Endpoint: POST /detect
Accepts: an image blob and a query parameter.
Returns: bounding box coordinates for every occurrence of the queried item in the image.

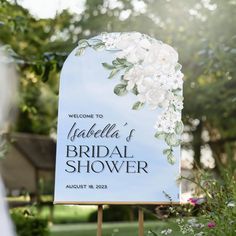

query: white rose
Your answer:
[116,45,147,64]
[142,65,158,77]
[143,42,163,65]
[145,88,166,109]
[137,77,154,94]
[137,77,167,110]
[115,33,151,63]
[123,65,143,90]
[115,32,142,49]
[158,44,178,65]
[170,71,184,90]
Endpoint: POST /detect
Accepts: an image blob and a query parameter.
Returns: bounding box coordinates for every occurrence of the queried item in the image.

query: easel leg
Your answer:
[97,205,103,236]
[138,207,144,236]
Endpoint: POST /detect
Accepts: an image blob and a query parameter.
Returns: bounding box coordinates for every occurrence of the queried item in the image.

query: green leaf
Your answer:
[132,101,144,110]
[165,133,180,146]
[78,39,88,48]
[75,47,85,56]
[112,59,120,66]
[108,69,118,79]
[175,121,184,135]
[120,76,128,85]
[102,62,115,70]
[167,152,175,165]
[163,148,172,156]
[124,61,133,67]
[113,84,127,96]
[116,58,127,64]
[131,85,138,95]
[155,131,166,139]
[175,63,182,72]
[92,42,105,51]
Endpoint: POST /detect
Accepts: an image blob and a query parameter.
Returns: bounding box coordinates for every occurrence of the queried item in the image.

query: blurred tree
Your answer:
[0,0,236,172]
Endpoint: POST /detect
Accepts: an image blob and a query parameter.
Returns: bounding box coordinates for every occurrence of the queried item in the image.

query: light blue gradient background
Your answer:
[54,45,180,203]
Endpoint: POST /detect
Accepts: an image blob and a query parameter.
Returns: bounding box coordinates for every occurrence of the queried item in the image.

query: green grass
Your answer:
[50,220,182,236]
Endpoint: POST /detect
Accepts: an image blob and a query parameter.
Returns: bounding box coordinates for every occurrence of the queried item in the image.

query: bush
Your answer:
[11,209,49,236]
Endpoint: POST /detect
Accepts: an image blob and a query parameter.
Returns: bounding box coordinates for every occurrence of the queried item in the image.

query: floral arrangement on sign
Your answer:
[75,32,184,165]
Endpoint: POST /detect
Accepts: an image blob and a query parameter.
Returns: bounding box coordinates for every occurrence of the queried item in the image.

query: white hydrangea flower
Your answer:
[170,71,184,90]
[102,33,119,50]
[154,108,181,133]
[155,73,172,90]
[169,93,184,111]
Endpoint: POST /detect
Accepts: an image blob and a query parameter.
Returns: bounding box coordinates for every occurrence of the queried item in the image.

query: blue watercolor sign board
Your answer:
[54,32,183,204]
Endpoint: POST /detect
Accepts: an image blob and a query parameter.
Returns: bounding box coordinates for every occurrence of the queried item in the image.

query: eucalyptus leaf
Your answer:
[175,63,182,72]
[131,85,138,95]
[175,121,184,135]
[78,39,88,48]
[116,58,127,64]
[92,42,105,51]
[165,133,180,146]
[120,76,128,85]
[113,84,127,96]
[167,152,175,165]
[108,69,118,79]
[75,47,85,56]
[163,148,172,156]
[155,131,166,139]
[102,62,115,70]
[132,101,144,110]
[112,59,120,66]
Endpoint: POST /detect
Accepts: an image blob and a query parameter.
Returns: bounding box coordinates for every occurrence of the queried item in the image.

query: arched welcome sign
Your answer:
[54,32,184,204]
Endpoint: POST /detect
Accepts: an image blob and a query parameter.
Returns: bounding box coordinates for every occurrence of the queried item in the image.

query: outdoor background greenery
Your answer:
[0,0,236,235]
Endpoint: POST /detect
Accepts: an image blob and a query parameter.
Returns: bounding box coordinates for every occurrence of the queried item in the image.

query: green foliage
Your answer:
[150,171,236,236]
[11,209,49,236]
[102,58,132,79]
[113,83,128,96]
[197,172,236,236]
[132,101,144,110]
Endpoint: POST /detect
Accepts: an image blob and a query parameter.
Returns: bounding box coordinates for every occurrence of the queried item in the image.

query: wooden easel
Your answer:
[96,205,144,236]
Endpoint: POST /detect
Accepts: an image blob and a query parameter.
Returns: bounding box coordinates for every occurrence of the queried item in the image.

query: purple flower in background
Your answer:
[188,197,205,206]
[207,221,216,228]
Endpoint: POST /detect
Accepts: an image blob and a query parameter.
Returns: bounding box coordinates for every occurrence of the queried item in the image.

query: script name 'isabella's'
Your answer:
[67,122,120,141]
